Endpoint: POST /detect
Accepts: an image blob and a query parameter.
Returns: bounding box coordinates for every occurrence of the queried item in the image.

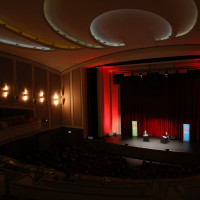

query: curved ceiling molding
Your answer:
[43,0,103,49]
[90,9,172,47]
[0,38,51,50]
[175,0,198,37]
[0,20,80,50]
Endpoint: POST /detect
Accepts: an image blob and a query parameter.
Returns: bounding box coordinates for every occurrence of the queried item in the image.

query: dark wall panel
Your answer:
[72,68,82,127]
[0,56,14,105]
[62,72,72,126]
[34,66,48,122]
[16,61,33,108]
[86,68,98,137]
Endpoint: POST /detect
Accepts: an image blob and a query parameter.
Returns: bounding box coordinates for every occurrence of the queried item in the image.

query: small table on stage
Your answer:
[143,135,149,142]
[160,136,169,144]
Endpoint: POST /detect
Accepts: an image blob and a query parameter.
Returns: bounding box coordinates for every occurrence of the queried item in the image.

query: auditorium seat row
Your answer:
[0,116,34,130]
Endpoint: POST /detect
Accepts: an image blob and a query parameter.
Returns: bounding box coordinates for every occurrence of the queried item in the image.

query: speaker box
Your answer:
[113,74,124,84]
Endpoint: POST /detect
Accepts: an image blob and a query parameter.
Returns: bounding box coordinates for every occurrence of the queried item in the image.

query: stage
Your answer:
[91,135,200,165]
[103,135,200,153]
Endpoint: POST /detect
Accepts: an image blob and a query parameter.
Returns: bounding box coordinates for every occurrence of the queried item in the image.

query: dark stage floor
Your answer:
[103,135,200,153]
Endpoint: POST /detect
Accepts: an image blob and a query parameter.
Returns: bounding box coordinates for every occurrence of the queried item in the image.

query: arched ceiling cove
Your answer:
[0,0,200,72]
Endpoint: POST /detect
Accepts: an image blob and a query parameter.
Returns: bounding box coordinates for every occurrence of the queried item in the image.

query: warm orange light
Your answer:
[23,89,28,101]
[3,85,8,97]
[39,91,44,103]
[54,93,59,105]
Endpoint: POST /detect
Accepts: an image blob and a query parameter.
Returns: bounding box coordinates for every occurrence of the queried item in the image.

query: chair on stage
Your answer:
[160,136,169,144]
[160,132,170,144]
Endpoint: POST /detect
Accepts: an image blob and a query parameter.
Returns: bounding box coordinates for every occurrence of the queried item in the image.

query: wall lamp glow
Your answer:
[2,85,9,97]
[54,93,59,105]
[23,89,28,101]
[39,91,45,103]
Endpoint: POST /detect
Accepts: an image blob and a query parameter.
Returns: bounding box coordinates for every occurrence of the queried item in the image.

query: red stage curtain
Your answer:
[121,73,200,141]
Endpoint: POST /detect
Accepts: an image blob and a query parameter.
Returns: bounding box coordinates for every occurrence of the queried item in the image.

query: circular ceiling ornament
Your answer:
[90,9,172,47]
[175,0,198,37]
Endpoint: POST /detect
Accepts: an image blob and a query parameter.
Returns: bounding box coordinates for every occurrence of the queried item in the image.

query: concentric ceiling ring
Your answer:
[90,9,172,47]
[44,0,103,49]
[175,0,198,37]
[0,20,80,50]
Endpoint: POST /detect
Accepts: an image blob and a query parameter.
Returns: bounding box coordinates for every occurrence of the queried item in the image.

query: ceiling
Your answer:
[1,0,200,73]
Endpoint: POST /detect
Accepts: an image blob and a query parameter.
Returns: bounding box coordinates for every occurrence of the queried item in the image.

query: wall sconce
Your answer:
[33,99,37,104]
[3,85,9,97]
[39,91,45,103]
[62,97,65,105]
[54,93,59,105]
[23,89,28,101]
[61,87,65,105]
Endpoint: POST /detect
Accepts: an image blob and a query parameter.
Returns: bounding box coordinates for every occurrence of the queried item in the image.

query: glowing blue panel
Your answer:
[183,124,190,142]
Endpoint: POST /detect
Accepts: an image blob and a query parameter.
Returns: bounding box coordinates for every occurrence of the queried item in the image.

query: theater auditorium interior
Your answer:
[1,0,200,199]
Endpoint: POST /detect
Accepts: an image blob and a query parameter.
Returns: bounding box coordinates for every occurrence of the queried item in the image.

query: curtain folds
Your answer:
[121,74,200,141]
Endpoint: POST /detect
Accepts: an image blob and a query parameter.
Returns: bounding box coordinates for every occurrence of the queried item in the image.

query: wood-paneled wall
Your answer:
[72,69,82,127]
[0,56,14,106]
[16,61,33,108]
[62,68,83,130]
[0,53,85,132]
[34,66,48,121]
[49,72,62,127]
[0,53,62,128]
[62,72,72,125]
